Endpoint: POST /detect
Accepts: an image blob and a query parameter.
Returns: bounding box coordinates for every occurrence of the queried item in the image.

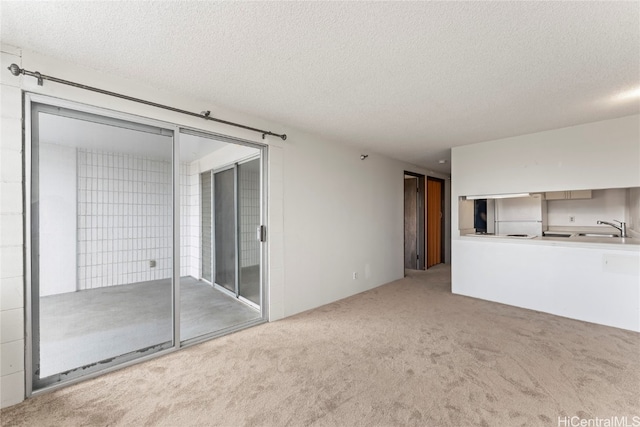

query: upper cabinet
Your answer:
[544,190,592,200]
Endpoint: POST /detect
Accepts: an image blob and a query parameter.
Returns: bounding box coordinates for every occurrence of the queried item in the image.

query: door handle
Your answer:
[256,225,266,242]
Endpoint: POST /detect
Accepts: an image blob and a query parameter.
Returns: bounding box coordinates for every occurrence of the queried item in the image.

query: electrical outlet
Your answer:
[569,216,575,223]
[149,260,156,268]
[352,272,358,280]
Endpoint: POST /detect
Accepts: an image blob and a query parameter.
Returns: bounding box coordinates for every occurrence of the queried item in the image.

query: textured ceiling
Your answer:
[2,1,639,173]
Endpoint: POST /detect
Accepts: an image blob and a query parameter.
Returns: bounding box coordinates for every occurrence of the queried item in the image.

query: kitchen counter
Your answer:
[463,232,639,250]
[538,234,638,246]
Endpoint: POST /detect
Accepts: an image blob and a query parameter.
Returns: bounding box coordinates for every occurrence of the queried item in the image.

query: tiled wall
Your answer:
[77,149,173,289]
[180,162,200,278]
[76,151,204,289]
[1,47,25,407]
[239,162,261,268]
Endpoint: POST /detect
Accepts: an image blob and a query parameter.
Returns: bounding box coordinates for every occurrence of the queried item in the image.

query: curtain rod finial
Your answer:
[7,63,22,76]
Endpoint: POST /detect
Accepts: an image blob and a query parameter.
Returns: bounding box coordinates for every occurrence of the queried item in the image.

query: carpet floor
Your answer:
[2,265,639,426]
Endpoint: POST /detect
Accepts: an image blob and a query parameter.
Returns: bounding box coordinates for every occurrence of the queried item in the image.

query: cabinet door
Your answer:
[568,190,592,199]
[545,191,567,200]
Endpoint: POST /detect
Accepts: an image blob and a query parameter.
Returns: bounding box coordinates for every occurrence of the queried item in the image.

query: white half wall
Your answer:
[453,239,640,331]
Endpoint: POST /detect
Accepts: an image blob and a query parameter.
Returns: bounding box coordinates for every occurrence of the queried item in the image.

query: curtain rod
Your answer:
[7,63,287,141]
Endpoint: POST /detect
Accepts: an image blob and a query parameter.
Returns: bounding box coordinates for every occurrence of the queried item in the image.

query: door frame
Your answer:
[403,171,426,270]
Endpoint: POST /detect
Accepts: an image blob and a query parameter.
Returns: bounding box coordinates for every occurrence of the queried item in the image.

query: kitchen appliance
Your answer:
[494,194,545,236]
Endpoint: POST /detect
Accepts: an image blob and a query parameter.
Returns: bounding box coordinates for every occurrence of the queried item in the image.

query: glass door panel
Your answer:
[238,158,261,305]
[200,171,213,283]
[31,103,174,389]
[179,129,263,341]
[178,132,263,342]
[214,168,237,293]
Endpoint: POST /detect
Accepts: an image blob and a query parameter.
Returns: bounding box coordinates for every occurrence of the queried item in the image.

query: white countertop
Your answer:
[462,232,639,250]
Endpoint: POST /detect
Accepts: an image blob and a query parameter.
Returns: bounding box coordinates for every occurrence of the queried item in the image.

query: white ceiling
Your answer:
[2,2,638,173]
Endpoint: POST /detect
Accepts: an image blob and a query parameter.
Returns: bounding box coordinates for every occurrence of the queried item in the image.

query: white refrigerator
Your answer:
[494,194,545,236]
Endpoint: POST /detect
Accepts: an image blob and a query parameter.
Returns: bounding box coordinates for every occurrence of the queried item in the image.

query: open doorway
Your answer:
[404,172,425,270]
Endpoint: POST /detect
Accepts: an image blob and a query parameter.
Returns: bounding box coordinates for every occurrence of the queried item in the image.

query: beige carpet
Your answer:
[2,265,639,426]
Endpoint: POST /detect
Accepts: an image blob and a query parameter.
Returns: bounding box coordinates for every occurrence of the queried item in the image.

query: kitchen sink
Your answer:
[543,232,572,238]
[576,233,620,238]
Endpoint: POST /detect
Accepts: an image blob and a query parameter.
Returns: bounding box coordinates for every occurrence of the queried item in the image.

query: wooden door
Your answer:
[427,178,444,268]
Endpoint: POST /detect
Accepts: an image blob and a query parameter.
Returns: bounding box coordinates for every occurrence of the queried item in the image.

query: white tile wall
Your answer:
[0,214,22,247]
[0,371,23,408]
[0,47,24,408]
[74,151,205,288]
[0,149,21,182]
[0,183,22,214]
[0,308,23,345]
[0,339,24,376]
[239,164,260,268]
[180,162,200,278]
[0,117,22,152]
[76,149,172,289]
[0,277,23,311]
[0,86,22,119]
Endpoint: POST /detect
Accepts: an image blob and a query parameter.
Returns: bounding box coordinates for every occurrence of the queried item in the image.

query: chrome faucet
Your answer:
[597,220,627,237]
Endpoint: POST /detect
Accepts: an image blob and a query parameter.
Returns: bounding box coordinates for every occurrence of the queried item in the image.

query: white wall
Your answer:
[282,136,399,315]
[452,115,640,198]
[1,46,448,407]
[39,143,77,296]
[0,46,25,408]
[197,143,259,173]
[546,188,628,228]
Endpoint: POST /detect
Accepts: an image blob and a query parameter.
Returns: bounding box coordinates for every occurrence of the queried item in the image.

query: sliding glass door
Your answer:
[209,158,262,307]
[28,97,267,393]
[30,102,174,389]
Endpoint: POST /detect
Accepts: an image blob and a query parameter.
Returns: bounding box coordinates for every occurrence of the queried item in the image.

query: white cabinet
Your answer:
[545,190,592,200]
